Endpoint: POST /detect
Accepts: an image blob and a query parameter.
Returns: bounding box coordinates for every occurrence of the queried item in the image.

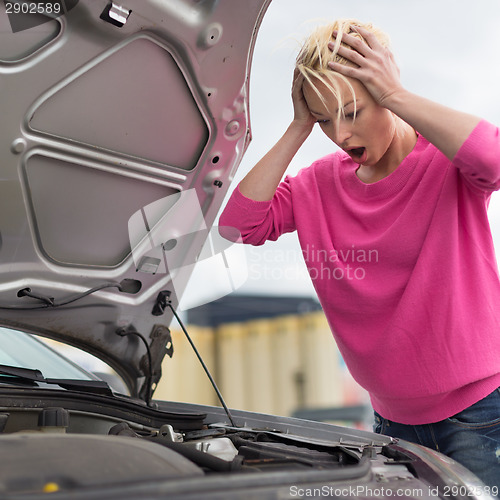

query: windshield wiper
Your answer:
[0,364,113,396]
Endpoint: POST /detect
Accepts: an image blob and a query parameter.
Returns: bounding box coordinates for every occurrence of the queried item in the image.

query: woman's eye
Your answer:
[316,119,330,124]
[345,110,360,120]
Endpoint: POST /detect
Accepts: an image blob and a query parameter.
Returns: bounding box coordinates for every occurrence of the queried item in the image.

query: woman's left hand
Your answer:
[328,25,404,108]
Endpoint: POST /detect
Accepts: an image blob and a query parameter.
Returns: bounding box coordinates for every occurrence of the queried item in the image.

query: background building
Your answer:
[154,295,371,428]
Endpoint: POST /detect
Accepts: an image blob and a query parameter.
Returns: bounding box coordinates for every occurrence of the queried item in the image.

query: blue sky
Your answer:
[211,0,500,298]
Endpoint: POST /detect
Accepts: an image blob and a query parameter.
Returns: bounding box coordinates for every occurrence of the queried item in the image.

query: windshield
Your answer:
[0,327,95,380]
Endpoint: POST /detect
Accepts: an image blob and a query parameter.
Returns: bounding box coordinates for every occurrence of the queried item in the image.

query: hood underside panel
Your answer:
[0,0,271,397]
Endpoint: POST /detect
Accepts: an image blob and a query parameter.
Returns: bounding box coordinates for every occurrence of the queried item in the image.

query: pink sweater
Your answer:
[219,120,500,424]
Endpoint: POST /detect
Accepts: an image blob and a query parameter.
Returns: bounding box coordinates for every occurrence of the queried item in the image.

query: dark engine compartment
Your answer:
[0,387,444,500]
[0,388,378,497]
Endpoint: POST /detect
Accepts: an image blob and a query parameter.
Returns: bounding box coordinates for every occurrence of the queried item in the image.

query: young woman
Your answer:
[219,19,500,487]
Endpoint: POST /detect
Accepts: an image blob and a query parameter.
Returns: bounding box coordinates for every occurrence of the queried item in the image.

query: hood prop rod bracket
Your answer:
[116,327,154,406]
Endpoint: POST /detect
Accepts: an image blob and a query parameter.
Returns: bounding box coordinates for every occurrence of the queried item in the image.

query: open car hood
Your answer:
[0,0,271,398]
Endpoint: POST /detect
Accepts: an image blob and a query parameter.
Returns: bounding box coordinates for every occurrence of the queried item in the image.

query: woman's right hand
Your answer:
[291,68,316,132]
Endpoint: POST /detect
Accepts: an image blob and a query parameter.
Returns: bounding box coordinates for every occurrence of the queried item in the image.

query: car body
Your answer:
[0,1,495,498]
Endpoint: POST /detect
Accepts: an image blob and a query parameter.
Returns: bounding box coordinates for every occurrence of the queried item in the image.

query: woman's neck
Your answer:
[357,121,417,184]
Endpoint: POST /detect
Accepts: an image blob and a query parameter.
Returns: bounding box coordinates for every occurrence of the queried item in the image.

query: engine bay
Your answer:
[0,388,419,498]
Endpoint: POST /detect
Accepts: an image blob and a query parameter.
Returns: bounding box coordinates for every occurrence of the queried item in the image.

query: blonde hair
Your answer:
[296,19,390,123]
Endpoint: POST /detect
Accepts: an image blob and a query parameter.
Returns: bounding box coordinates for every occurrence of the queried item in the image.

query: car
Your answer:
[0,1,496,498]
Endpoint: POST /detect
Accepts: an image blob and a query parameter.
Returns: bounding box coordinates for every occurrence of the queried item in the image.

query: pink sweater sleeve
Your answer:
[453,119,500,192]
[218,178,296,245]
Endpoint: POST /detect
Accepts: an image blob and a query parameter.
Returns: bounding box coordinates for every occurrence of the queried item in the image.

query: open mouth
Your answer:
[347,147,366,163]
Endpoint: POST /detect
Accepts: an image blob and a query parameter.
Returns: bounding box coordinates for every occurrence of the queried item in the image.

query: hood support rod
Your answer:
[153,291,237,427]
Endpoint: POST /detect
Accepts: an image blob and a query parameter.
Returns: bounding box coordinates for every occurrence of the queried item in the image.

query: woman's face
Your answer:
[302,76,397,169]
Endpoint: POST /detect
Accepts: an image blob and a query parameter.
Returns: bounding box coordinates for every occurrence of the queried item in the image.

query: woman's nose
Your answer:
[334,122,353,145]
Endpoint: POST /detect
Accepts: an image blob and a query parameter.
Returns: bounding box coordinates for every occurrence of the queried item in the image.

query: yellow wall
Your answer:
[154,311,367,417]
